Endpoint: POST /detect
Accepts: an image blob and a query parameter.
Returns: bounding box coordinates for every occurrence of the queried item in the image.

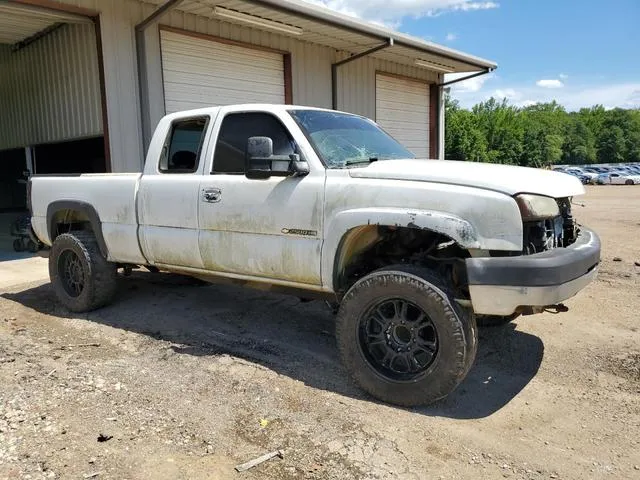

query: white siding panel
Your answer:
[337,56,438,120]
[160,30,285,113]
[0,23,102,150]
[375,74,430,158]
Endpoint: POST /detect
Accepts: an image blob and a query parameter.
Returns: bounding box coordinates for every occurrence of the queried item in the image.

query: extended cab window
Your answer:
[213,112,296,174]
[159,117,208,173]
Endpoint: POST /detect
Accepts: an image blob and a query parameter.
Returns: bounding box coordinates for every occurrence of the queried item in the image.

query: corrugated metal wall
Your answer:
[143,9,437,138]
[0,45,14,150]
[151,9,335,111]
[160,29,286,113]
[0,23,102,151]
[17,0,443,171]
[49,0,147,172]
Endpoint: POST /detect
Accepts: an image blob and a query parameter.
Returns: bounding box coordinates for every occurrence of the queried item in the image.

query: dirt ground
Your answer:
[1,186,639,480]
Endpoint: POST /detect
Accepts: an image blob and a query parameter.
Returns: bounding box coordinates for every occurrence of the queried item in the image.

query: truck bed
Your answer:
[30,173,146,264]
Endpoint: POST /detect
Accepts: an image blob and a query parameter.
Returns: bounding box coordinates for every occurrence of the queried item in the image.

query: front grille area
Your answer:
[522,197,578,255]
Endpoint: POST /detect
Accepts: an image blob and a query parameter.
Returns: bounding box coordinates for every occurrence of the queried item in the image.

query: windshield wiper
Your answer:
[344,157,379,166]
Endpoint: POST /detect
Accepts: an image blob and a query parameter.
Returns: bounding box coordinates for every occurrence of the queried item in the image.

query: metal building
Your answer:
[0,0,496,212]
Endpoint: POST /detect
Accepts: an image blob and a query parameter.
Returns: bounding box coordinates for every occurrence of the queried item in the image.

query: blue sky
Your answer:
[306,1,640,110]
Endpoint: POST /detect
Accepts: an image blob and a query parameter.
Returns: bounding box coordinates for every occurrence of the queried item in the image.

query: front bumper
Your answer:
[465,227,600,316]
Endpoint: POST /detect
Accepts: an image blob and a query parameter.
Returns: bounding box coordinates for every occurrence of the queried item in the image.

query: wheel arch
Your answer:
[323,208,481,292]
[46,200,108,258]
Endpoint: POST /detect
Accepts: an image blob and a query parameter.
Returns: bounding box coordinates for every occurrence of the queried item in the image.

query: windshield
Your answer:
[289,109,414,168]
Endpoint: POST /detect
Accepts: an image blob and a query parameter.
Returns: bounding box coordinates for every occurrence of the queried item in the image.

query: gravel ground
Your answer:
[0,185,639,480]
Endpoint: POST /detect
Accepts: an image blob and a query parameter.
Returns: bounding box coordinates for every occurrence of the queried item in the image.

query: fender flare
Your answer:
[46,200,109,258]
[321,208,481,289]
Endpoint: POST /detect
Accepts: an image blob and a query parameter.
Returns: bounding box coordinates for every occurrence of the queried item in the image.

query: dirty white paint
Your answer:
[139,225,204,269]
[137,174,205,268]
[349,159,585,197]
[102,223,145,264]
[469,267,598,316]
[195,105,325,285]
[321,168,526,289]
[30,173,145,264]
[32,104,587,298]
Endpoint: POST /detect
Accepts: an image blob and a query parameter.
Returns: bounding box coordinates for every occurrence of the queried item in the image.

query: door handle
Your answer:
[202,188,222,203]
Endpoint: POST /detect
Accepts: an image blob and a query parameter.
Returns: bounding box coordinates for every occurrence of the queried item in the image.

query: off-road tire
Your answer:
[476,313,520,327]
[336,265,478,407]
[49,231,118,312]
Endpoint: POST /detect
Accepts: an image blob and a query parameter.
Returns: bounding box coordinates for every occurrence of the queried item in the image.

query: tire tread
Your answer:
[336,264,477,407]
[49,230,117,312]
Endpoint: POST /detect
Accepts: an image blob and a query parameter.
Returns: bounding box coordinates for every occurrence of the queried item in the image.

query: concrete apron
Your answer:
[0,257,48,290]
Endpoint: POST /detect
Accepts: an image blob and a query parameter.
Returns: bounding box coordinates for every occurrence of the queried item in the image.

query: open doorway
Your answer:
[0,1,107,259]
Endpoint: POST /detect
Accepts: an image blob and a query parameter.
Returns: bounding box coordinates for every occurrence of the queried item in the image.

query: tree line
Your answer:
[444,96,640,167]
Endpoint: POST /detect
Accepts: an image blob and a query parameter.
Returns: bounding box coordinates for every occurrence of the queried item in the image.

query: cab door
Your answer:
[137,116,210,268]
[197,111,324,285]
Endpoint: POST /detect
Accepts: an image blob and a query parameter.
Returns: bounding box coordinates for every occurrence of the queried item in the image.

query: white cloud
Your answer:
[519,100,538,108]
[445,32,457,41]
[451,1,499,12]
[445,71,495,93]
[303,1,499,25]
[450,81,640,111]
[536,79,564,89]
[493,88,519,100]
[625,89,640,108]
[559,73,569,80]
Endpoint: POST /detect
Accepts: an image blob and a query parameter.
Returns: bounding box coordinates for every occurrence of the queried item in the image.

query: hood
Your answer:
[348,159,585,198]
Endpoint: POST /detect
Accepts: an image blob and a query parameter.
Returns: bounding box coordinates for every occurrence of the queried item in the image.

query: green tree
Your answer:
[443,96,640,167]
[563,118,596,164]
[445,96,487,161]
[472,98,524,165]
[597,125,626,163]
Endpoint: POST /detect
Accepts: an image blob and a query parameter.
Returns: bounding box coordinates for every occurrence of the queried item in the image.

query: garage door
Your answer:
[160,30,285,114]
[375,74,430,158]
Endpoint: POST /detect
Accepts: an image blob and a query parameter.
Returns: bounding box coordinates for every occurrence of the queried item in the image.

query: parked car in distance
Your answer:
[562,169,591,184]
[607,172,640,185]
[583,166,608,175]
[564,167,597,183]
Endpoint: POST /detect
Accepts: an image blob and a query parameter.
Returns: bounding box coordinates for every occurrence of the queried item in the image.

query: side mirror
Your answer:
[247,136,273,159]
[246,136,275,179]
[246,136,310,179]
[290,156,310,177]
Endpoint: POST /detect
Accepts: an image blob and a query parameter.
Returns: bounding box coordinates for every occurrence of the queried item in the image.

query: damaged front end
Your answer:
[465,194,600,318]
[522,197,578,255]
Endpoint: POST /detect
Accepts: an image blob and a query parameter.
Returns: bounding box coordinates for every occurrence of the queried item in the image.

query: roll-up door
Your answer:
[375,73,430,158]
[160,29,285,114]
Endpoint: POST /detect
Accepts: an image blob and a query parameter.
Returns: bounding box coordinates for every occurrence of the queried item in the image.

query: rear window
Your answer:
[159,117,208,173]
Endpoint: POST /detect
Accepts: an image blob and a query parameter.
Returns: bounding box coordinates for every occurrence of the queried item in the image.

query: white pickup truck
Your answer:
[29,104,600,406]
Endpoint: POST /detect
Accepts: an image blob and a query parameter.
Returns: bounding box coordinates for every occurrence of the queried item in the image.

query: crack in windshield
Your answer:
[289,110,415,169]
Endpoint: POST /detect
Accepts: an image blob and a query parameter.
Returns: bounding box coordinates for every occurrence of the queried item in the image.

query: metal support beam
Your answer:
[12,22,64,52]
[135,0,183,33]
[437,68,494,88]
[331,38,393,110]
[135,0,183,159]
[434,69,494,159]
